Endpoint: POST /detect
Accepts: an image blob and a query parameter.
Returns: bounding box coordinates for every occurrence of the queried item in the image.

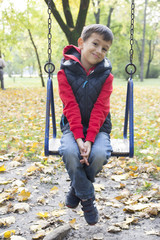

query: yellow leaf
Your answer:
[129,166,138,171]
[0,165,6,172]
[59,202,64,208]
[18,190,31,201]
[70,218,76,225]
[119,183,126,189]
[37,212,49,219]
[27,166,38,173]
[156,167,160,171]
[50,186,59,192]
[115,195,124,201]
[69,218,76,228]
[4,230,16,238]
[32,142,38,148]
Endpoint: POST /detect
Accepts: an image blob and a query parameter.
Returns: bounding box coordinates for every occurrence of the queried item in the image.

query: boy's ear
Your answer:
[78,37,84,49]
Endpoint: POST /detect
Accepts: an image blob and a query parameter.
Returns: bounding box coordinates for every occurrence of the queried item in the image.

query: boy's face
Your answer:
[78,33,112,71]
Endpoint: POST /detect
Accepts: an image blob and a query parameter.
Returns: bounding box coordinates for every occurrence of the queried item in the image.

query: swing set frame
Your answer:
[44,0,136,158]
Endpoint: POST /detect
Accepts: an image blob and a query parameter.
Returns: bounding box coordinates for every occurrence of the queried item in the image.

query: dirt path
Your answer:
[0,153,160,240]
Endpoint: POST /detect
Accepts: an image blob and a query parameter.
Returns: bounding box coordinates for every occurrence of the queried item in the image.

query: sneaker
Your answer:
[81,197,99,225]
[65,186,80,208]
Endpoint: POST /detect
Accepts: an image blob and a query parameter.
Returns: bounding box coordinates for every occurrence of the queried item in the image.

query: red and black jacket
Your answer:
[58,45,113,143]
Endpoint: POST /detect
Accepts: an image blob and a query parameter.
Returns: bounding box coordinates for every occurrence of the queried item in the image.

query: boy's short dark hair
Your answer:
[81,24,113,43]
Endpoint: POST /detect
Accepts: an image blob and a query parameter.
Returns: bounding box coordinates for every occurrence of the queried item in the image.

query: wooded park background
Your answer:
[0,0,160,86]
[0,2,160,238]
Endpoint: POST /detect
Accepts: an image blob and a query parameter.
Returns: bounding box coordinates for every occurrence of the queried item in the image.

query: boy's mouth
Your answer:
[92,53,99,59]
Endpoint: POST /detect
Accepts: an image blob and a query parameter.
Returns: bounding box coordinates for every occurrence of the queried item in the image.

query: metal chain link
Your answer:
[48,0,52,64]
[125,0,136,75]
[130,0,135,64]
[44,0,55,74]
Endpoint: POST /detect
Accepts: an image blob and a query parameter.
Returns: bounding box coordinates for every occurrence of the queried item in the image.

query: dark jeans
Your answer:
[59,129,112,200]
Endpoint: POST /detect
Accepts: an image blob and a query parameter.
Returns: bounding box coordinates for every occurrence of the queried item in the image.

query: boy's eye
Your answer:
[93,42,98,46]
[103,48,107,52]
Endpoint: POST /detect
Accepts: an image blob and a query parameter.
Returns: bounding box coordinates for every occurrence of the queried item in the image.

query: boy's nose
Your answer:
[96,46,102,54]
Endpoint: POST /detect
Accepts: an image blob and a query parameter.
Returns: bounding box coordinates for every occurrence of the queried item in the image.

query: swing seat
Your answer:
[44,77,134,158]
[48,138,129,157]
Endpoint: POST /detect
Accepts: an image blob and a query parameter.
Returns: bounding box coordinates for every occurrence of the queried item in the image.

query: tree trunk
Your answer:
[140,0,148,82]
[28,29,45,87]
[145,40,156,78]
[107,7,114,28]
[92,0,100,24]
[44,0,90,45]
[135,39,141,66]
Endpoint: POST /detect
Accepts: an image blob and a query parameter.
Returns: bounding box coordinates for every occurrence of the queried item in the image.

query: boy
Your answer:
[58,24,113,225]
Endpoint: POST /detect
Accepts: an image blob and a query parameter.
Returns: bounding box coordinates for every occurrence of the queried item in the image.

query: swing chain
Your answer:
[48,0,52,64]
[44,0,55,75]
[125,0,136,76]
[130,0,135,64]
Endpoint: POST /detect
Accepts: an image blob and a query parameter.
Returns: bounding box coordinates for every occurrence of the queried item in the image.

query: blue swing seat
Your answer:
[44,77,134,158]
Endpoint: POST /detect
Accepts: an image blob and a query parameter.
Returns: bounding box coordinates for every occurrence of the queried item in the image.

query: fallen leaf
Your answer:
[0,192,12,204]
[144,206,158,216]
[94,183,105,192]
[18,190,31,201]
[145,230,160,236]
[129,166,138,171]
[59,202,65,208]
[0,216,16,227]
[11,236,27,240]
[4,230,16,238]
[32,230,46,240]
[69,218,76,228]
[13,203,30,213]
[114,222,129,230]
[124,203,150,213]
[0,164,6,172]
[12,180,24,187]
[108,225,121,233]
[111,173,129,181]
[51,209,67,217]
[37,212,49,219]
[27,165,38,173]
[50,186,59,194]
[0,177,12,185]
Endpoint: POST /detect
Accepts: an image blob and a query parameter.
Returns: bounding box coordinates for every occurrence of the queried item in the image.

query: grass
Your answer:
[1,75,160,169]
[4,75,160,88]
[3,75,59,88]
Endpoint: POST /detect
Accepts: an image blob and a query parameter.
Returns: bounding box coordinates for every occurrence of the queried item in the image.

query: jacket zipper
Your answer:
[84,76,88,125]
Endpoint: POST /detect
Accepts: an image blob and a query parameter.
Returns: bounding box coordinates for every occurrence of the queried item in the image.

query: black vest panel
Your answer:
[60,51,112,136]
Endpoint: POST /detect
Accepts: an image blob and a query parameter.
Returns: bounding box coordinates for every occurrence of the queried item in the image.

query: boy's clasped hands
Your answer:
[76,138,92,166]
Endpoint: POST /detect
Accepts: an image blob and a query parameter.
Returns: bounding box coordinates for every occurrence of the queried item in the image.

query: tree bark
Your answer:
[62,0,74,28]
[107,7,114,28]
[92,0,100,24]
[140,0,148,82]
[28,29,45,87]
[145,40,156,78]
[135,40,141,65]
[44,0,90,45]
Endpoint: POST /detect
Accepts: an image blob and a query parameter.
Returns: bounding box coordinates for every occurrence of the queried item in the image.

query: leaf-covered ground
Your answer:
[0,81,160,240]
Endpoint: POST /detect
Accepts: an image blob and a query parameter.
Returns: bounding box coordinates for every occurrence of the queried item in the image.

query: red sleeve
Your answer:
[85,73,113,143]
[57,69,84,140]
